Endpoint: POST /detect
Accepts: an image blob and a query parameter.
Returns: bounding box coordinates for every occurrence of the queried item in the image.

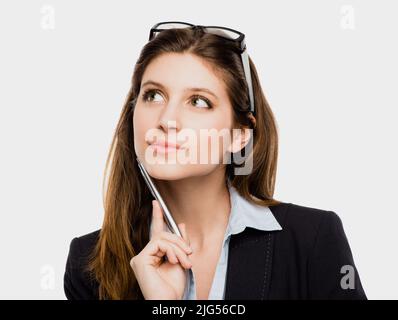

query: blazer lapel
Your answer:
[223,202,288,300]
[224,227,275,300]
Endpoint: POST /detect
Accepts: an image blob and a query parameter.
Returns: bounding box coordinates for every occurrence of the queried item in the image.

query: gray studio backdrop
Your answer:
[0,0,396,299]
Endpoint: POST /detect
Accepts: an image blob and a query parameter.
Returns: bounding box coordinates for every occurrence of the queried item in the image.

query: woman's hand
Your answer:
[130,200,193,300]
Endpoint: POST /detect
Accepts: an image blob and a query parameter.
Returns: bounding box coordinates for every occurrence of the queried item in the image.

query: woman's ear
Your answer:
[227,125,252,154]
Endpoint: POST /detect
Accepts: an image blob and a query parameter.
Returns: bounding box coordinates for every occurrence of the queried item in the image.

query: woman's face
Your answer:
[133,52,245,180]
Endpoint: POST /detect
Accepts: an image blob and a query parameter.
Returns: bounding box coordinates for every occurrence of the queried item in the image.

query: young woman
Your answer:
[64,22,367,300]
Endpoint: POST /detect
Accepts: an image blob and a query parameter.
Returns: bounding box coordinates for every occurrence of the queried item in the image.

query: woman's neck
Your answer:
[155,169,231,251]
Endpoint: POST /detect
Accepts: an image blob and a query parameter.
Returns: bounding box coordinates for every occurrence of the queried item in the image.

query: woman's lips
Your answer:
[149,140,186,153]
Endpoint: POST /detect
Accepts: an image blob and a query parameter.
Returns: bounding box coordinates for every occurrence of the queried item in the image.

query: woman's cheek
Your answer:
[193,131,227,165]
[133,110,151,158]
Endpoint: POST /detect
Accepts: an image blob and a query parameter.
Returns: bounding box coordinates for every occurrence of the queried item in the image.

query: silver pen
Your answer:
[136,157,183,238]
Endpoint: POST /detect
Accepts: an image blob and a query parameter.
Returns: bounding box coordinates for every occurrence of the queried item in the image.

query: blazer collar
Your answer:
[224,180,282,243]
[224,199,287,300]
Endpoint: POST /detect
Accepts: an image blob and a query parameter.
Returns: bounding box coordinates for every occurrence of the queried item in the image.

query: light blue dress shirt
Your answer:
[182,180,282,300]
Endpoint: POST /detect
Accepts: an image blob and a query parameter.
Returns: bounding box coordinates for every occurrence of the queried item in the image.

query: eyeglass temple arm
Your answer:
[241,49,255,115]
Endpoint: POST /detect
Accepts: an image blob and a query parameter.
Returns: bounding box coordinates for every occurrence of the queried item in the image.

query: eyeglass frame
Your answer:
[148,21,255,118]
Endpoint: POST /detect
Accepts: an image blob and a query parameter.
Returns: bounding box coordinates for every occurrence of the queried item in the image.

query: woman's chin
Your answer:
[145,162,190,180]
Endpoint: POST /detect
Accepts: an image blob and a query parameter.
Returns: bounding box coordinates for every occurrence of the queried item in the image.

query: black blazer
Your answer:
[64,202,367,300]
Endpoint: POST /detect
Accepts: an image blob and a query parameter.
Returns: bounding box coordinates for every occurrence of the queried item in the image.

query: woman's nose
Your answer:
[159,119,179,132]
[157,103,181,132]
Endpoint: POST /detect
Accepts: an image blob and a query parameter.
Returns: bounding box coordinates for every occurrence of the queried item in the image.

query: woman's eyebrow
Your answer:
[141,80,219,100]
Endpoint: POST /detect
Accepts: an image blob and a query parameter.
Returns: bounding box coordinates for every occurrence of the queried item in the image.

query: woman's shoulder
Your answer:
[269,201,344,239]
[69,229,101,257]
[268,202,367,299]
[66,230,101,267]
[267,201,350,258]
[64,229,101,300]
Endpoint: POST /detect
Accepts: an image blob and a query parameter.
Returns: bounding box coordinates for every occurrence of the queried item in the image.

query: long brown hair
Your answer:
[86,26,280,299]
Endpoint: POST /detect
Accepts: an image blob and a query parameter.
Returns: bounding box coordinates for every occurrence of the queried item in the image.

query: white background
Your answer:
[0,0,396,299]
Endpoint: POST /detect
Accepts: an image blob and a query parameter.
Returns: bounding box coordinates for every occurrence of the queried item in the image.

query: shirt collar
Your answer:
[224,179,282,242]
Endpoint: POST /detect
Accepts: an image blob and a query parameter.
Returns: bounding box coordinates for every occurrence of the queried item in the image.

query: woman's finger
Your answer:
[168,242,192,269]
[146,239,192,269]
[159,230,193,255]
[150,200,165,239]
[145,238,177,264]
[157,240,179,264]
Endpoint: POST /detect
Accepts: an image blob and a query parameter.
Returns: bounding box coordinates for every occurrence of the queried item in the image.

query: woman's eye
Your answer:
[141,89,213,109]
[142,89,164,103]
[191,95,213,109]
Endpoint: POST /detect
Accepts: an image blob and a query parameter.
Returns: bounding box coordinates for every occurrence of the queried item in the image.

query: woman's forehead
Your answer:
[142,52,228,97]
